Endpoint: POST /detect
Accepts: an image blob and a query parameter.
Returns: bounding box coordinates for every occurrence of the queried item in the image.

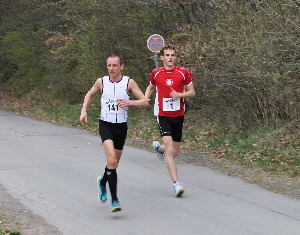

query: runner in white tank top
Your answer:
[80,55,148,212]
[100,75,130,123]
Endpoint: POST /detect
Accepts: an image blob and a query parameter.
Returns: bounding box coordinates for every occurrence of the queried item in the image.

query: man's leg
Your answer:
[153,141,180,156]
[97,166,108,203]
[162,136,184,196]
[162,136,178,182]
[157,144,166,153]
[106,148,122,203]
[152,141,165,160]
[100,166,108,186]
[153,140,181,159]
[172,141,181,157]
[103,140,122,211]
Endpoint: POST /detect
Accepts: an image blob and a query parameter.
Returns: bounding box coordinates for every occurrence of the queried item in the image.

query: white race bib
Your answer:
[102,98,124,113]
[162,98,180,111]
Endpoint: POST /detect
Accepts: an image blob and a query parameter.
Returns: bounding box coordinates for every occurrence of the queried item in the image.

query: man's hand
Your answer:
[117,99,130,108]
[80,111,88,123]
[169,88,180,98]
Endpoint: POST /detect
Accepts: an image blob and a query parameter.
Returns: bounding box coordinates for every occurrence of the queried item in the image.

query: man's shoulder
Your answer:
[99,76,108,81]
[95,77,103,83]
[174,66,194,79]
[174,65,189,73]
[152,67,165,73]
[125,76,137,88]
[151,67,165,77]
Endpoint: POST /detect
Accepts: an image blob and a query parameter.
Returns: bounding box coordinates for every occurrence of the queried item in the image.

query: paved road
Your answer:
[0,110,300,235]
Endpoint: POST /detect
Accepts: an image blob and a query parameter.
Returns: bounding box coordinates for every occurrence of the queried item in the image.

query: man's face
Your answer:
[107,57,124,79]
[160,49,176,69]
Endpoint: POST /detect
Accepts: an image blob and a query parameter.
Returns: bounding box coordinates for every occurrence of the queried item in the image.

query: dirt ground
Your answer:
[0,184,62,235]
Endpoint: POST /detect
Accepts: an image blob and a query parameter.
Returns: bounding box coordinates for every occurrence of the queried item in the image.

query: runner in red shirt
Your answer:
[151,65,194,117]
[145,45,195,197]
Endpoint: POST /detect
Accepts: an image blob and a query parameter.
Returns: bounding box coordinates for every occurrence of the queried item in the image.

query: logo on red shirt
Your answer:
[166,79,173,86]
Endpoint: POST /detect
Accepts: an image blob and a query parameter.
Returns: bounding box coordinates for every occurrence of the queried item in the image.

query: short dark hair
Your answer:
[160,45,176,56]
[108,54,123,65]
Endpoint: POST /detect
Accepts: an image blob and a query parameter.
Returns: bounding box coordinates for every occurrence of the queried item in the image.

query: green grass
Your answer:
[43,104,87,126]
[207,126,300,177]
[0,213,21,235]
[0,231,21,235]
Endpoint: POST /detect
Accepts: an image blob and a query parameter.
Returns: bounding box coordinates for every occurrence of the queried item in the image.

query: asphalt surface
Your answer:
[0,110,300,235]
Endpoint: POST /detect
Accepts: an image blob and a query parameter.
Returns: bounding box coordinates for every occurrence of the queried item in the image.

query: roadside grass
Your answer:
[208,125,300,177]
[0,213,21,235]
[0,231,20,235]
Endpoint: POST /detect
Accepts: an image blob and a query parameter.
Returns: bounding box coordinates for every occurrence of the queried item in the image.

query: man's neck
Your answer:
[164,65,175,70]
[110,75,122,82]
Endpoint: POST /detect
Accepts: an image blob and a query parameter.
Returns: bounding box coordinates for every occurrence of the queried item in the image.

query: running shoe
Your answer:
[111,200,122,212]
[152,141,165,160]
[97,176,107,203]
[173,182,184,197]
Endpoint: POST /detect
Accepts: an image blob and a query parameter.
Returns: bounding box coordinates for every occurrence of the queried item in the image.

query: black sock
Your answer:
[106,168,118,202]
[100,166,108,186]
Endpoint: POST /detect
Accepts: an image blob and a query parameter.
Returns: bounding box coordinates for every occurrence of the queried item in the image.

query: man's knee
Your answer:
[107,156,118,168]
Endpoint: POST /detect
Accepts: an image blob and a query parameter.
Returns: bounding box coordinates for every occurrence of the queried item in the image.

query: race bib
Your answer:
[102,98,124,113]
[162,98,180,111]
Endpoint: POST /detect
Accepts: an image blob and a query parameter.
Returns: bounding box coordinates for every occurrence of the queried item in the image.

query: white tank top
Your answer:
[100,75,130,123]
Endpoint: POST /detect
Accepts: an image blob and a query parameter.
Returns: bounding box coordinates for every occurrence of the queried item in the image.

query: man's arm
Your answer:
[117,79,149,108]
[79,78,102,123]
[170,84,195,99]
[145,84,155,100]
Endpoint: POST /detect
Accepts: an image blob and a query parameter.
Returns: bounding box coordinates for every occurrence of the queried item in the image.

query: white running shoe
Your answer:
[152,141,165,160]
[173,182,184,197]
[152,141,160,150]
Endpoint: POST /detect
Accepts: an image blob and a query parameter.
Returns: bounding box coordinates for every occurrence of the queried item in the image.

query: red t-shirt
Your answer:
[150,65,194,117]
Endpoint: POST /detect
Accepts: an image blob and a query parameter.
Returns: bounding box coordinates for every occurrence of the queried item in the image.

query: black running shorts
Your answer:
[99,120,128,150]
[157,116,184,142]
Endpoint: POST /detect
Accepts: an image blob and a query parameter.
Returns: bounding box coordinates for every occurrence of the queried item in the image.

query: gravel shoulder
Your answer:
[0,184,62,235]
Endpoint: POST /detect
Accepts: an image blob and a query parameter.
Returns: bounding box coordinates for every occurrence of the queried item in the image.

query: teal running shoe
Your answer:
[97,176,107,203]
[110,200,122,212]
